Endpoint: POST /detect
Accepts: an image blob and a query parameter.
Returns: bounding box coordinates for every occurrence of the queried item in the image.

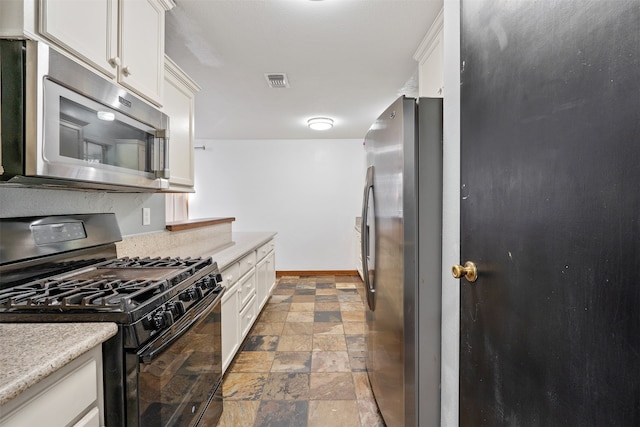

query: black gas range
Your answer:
[0,214,225,427]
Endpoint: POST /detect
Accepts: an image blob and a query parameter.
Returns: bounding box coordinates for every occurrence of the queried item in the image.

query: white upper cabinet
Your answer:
[118,0,169,105]
[414,7,444,98]
[39,0,174,105]
[163,56,200,191]
[39,0,118,78]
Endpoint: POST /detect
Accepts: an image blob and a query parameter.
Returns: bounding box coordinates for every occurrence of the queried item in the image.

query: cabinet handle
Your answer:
[121,66,131,76]
[108,57,121,68]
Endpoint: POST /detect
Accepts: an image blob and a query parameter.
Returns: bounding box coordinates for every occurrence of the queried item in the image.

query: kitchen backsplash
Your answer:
[0,187,166,236]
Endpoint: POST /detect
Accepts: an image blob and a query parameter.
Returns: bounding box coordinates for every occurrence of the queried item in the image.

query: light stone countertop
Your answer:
[150,231,277,270]
[0,323,118,406]
[208,232,277,270]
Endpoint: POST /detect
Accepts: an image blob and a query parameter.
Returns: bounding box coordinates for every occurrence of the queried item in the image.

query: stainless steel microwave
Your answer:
[0,40,170,191]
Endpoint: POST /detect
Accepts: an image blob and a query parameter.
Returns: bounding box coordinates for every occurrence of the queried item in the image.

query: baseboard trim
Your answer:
[276,270,359,277]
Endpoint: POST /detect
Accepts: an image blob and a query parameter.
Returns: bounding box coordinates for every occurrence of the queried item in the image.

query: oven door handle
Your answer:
[138,289,224,364]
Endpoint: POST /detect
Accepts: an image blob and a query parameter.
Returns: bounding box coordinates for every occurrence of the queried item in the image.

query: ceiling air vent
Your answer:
[265,73,289,88]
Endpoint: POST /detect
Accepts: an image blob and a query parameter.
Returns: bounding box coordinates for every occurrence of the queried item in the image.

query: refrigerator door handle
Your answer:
[361,166,376,310]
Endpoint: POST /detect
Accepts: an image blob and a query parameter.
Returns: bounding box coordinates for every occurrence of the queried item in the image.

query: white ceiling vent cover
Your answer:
[265,73,290,88]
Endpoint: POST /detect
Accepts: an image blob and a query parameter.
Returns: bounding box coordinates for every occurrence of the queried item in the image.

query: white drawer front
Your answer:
[240,295,257,337]
[257,239,275,260]
[238,251,257,278]
[1,359,98,427]
[221,262,240,287]
[237,270,256,308]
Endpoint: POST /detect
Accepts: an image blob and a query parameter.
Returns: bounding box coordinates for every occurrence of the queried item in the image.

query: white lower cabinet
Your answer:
[354,227,364,280]
[237,269,256,309]
[220,238,276,374]
[240,295,257,337]
[0,345,104,427]
[221,260,257,374]
[221,278,240,373]
[256,251,276,311]
[73,407,100,427]
[266,251,276,294]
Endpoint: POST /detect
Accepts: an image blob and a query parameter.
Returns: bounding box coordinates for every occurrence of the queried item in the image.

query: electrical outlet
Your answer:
[142,208,151,226]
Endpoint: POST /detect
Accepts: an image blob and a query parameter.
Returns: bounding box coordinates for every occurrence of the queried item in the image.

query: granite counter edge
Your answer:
[0,322,118,406]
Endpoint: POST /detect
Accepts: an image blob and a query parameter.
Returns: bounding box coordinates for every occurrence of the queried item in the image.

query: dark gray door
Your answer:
[459,1,640,425]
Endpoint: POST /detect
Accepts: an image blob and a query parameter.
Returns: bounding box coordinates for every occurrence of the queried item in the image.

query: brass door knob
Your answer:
[452,261,478,282]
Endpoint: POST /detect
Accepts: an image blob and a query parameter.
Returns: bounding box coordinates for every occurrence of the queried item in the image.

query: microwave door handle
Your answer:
[154,130,170,179]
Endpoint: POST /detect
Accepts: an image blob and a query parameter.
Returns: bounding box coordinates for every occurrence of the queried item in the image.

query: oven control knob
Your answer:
[192,286,204,299]
[201,274,218,289]
[181,286,204,302]
[199,276,211,289]
[152,310,174,330]
[214,273,223,284]
[167,301,185,317]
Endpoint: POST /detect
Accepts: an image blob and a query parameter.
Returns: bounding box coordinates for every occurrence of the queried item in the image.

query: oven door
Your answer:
[129,291,223,427]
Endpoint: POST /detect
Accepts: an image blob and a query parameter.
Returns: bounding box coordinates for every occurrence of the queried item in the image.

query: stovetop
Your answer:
[0,214,225,348]
[0,257,214,312]
[0,255,224,348]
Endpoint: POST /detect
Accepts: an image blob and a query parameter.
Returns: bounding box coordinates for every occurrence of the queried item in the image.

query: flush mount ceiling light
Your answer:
[307,117,334,131]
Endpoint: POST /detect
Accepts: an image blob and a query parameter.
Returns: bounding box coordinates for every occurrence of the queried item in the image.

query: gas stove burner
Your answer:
[102,256,208,269]
[1,277,171,311]
[0,255,219,315]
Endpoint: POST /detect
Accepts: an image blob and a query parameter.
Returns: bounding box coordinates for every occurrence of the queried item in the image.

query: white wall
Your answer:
[189,138,366,271]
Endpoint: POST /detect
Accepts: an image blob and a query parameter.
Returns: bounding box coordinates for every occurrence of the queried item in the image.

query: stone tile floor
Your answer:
[216,275,386,427]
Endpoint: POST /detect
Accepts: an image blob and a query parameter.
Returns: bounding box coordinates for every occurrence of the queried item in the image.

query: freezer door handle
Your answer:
[361,166,376,310]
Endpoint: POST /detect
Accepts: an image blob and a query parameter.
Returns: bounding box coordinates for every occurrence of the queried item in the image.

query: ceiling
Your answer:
[165,0,443,140]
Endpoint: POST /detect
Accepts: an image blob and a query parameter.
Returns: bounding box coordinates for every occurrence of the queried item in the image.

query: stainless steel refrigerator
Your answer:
[361,96,443,427]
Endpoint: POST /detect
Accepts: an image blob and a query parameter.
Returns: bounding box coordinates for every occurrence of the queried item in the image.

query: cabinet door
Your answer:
[256,251,276,311]
[221,283,240,374]
[237,269,256,309]
[0,351,101,427]
[265,251,276,294]
[354,228,364,280]
[256,257,268,310]
[240,295,257,338]
[119,0,166,104]
[40,0,118,78]
[73,407,100,427]
[164,58,199,190]
[416,10,444,98]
